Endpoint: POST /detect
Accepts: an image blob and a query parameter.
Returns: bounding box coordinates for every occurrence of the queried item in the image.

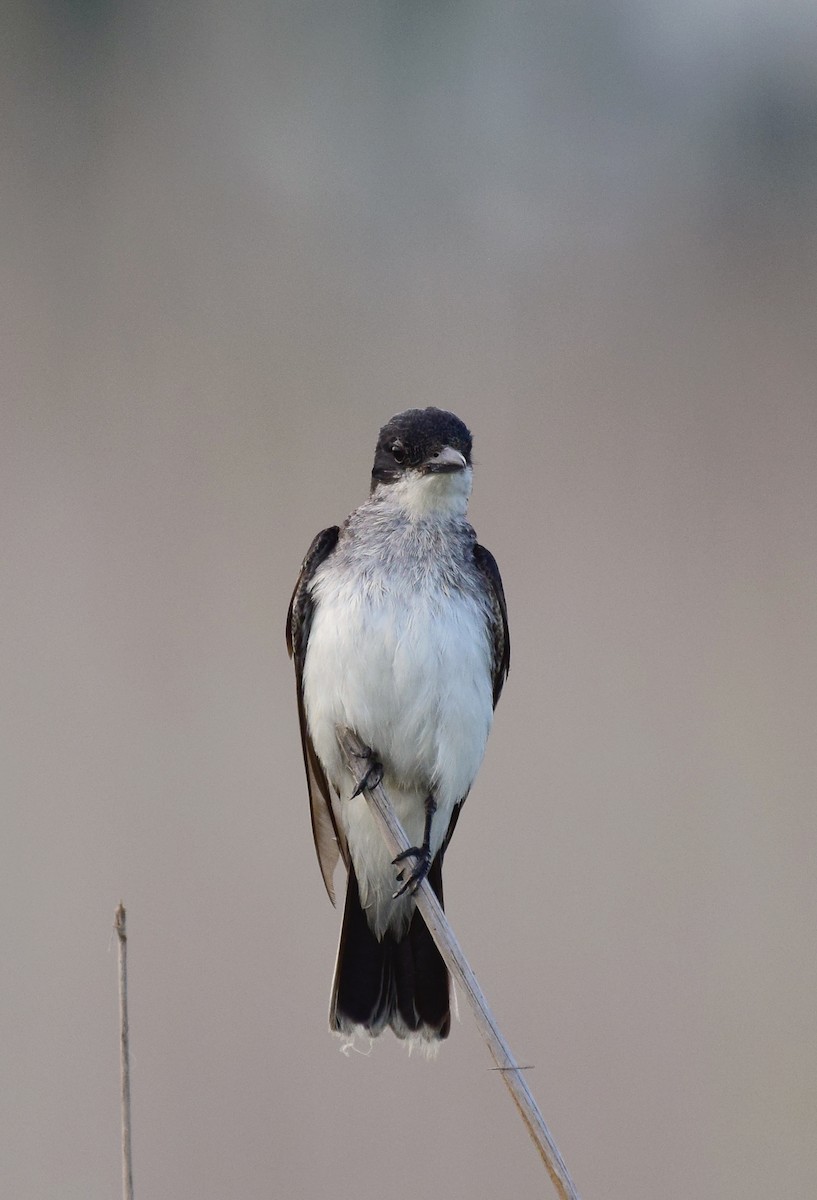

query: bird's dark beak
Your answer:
[420,446,467,475]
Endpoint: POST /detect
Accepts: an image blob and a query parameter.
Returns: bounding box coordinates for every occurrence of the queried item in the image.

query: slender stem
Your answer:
[115,903,134,1200]
[338,729,581,1200]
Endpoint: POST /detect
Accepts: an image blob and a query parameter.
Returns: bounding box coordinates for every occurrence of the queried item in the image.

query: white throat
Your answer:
[375,465,473,520]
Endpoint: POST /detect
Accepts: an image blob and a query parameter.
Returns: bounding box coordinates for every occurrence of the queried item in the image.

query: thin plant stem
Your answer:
[115,903,134,1200]
[338,729,581,1200]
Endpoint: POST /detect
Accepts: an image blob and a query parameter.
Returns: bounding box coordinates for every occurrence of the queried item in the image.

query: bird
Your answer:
[286,407,509,1044]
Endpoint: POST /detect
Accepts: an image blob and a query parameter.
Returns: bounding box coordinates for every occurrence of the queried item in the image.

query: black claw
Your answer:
[391,846,431,898]
[391,791,437,899]
[350,757,383,798]
[392,846,422,865]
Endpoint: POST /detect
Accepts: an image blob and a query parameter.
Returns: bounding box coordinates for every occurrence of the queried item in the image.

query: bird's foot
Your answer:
[349,746,384,798]
[392,845,431,898]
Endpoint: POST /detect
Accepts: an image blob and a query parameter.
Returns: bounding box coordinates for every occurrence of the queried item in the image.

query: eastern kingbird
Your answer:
[286,408,509,1044]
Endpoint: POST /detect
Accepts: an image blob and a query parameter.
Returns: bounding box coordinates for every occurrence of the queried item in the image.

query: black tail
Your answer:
[329,855,450,1041]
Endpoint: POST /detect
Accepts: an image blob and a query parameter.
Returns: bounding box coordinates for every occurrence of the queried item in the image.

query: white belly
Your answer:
[302,568,493,935]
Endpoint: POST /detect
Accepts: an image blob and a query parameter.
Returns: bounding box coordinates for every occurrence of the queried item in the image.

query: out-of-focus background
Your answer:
[3,1,816,1197]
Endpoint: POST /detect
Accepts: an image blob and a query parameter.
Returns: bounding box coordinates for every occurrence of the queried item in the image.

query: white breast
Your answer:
[302,556,494,935]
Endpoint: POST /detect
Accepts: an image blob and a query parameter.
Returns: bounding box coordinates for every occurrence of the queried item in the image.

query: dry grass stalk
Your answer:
[115,903,134,1200]
[338,728,581,1200]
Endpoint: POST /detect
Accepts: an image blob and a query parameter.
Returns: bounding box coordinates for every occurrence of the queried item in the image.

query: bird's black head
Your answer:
[371,408,473,489]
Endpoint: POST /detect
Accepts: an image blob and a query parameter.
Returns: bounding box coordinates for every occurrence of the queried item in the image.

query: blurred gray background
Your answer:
[2,1,816,1197]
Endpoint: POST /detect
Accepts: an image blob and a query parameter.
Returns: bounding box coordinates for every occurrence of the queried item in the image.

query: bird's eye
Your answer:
[391,443,406,464]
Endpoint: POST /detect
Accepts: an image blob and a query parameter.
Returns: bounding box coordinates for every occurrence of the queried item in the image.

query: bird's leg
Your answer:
[348,743,384,797]
[392,793,437,898]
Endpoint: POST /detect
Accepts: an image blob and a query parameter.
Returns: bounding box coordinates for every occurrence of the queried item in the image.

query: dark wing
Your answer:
[286,525,347,904]
[473,541,510,708]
